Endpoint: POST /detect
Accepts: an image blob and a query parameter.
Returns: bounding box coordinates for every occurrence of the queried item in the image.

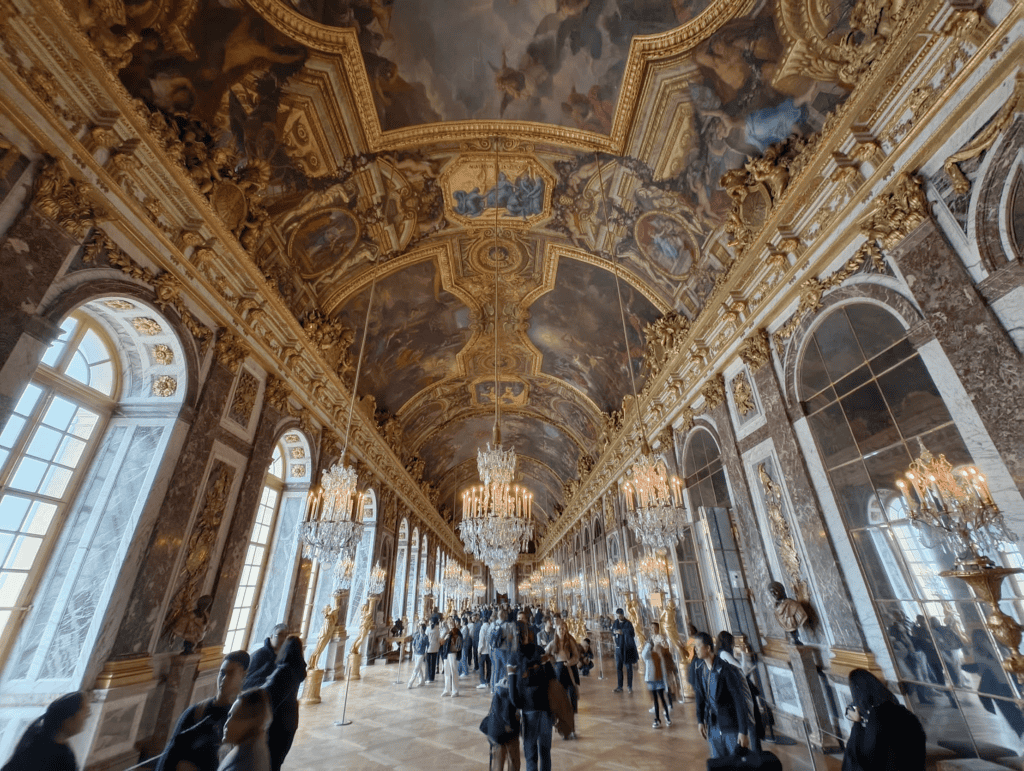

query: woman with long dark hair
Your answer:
[842,668,925,771]
[2,692,89,771]
[260,634,306,771]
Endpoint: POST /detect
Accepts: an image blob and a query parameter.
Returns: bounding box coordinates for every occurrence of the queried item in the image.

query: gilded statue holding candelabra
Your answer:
[895,443,1024,680]
[626,594,646,653]
[302,589,345,704]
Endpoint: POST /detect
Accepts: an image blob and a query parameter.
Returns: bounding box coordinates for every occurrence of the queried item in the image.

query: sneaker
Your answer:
[649,707,656,714]
[418,682,426,687]
[440,691,451,697]
[652,721,661,729]
[666,718,672,727]
[476,683,488,689]
[613,687,623,693]
[627,688,633,694]
[451,692,460,697]
[407,683,414,689]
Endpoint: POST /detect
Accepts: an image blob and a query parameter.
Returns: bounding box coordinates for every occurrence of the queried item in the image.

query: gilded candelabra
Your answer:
[896,444,1024,679]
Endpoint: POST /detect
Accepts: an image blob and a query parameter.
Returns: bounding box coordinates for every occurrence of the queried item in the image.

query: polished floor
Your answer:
[286,659,832,771]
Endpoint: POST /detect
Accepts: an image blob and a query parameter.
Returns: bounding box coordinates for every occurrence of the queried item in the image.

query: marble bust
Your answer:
[769,581,808,645]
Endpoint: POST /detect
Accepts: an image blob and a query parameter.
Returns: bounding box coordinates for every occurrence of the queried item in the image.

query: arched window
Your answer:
[0,312,117,656]
[406,526,420,619]
[224,440,288,652]
[800,302,1024,749]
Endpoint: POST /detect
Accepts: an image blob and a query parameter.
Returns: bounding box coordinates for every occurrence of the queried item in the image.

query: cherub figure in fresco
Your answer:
[561,84,613,134]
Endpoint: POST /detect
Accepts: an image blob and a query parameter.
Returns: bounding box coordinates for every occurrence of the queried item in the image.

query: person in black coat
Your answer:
[155,650,250,771]
[692,632,753,759]
[2,692,89,771]
[508,645,557,771]
[243,624,289,692]
[611,608,638,692]
[258,634,306,771]
[480,674,521,770]
[842,668,925,771]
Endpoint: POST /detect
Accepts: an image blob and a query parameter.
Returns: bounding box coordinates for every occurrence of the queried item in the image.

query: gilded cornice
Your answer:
[246,0,755,155]
[0,0,464,558]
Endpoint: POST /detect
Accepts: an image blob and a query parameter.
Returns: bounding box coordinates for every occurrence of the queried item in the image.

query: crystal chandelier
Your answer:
[442,562,463,596]
[593,155,687,552]
[473,580,486,600]
[335,556,356,588]
[610,559,631,594]
[895,442,1013,563]
[638,552,669,594]
[539,559,560,593]
[458,137,534,572]
[421,578,435,597]
[492,565,512,594]
[622,441,687,551]
[367,562,387,596]
[301,463,364,565]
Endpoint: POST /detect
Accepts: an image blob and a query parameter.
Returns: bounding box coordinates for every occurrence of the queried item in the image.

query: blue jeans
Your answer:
[522,710,552,771]
[708,724,739,759]
[492,649,507,688]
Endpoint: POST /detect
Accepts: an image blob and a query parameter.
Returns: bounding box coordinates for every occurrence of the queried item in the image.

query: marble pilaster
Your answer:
[749,363,866,652]
[110,359,237,658]
[890,219,1024,497]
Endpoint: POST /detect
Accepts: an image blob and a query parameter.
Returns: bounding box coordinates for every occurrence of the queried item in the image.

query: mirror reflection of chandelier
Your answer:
[301,463,365,565]
[539,559,560,592]
[638,552,670,594]
[492,565,512,594]
[895,442,1012,562]
[442,562,464,596]
[895,443,1024,681]
[610,559,631,594]
[458,137,533,573]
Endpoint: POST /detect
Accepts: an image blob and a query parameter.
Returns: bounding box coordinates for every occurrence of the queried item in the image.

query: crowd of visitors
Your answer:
[3,602,925,771]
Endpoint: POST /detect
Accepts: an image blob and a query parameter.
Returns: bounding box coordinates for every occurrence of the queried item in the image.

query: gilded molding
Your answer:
[858,171,929,250]
[732,372,755,416]
[739,329,772,371]
[214,332,250,374]
[31,157,99,238]
[700,373,726,411]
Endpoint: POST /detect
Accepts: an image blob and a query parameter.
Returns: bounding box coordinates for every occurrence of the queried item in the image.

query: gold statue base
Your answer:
[347,652,362,680]
[301,668,324,705]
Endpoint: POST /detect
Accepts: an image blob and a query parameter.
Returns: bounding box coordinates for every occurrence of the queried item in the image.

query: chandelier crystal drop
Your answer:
[301,462,364,565]
[622,445,687,551]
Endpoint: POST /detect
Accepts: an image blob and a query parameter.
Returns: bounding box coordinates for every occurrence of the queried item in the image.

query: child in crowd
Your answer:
[579,638,594,677]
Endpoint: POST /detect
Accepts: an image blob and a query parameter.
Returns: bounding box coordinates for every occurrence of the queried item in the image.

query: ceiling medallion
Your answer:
[468,235,527,276]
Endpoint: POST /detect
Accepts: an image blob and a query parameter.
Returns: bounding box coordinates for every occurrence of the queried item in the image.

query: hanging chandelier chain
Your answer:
[341,265,379,459]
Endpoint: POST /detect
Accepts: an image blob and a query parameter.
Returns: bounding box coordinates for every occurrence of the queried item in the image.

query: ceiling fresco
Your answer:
[288,0,702,132]
[528,257,658,412]
[105,0,861,533]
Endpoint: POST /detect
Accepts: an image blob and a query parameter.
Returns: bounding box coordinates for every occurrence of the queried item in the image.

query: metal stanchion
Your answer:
[596,632,606,680]
[392,638,406,685]
[334,649,354,726]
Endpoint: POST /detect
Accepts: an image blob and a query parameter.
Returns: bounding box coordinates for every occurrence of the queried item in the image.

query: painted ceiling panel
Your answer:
[289,0,703,132]
[337,260,472,415]
[528,257,658,413]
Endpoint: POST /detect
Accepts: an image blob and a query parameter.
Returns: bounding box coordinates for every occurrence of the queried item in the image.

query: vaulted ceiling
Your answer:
[113,0,856,542]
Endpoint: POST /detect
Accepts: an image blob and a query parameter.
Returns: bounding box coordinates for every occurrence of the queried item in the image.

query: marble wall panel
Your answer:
[751,363,865,651]
[111,361,236,657]
[891,221,1024,497]
[205,396,282,645]
[696,410,774,649]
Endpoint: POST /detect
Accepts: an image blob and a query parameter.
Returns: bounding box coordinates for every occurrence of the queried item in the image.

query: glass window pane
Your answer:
[807,401,859,469]
[850,528,905,599]
[9,457,47,493]
[0,572,27,606]
[13,384,43,418]
[840,381,901,455]
[0,415,26,450]
[90,361,114,397]
[64,350,90,387]
[0,496,31,532]
[814,309,864,381]
[798,337,830,400]
[68,409,99,439]
[42,398,77,432]
[40,317,77,368]
[846,304,906,359]
[39,465,73,498]
[25,426,62,462]
[868,339,915,376]
[834,363,871,398]
[0,533,13,563]
[4,535,41,570]
[22,502,56,535]
[78,329,109,366]
[826,460,878,529]
[53,436,86,468]
[862,442,913,513]
[876,357,950,440]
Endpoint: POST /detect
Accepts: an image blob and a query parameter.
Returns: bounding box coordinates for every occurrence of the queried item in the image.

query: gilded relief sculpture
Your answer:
[347,595,378,681]
[302,589,346,704]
